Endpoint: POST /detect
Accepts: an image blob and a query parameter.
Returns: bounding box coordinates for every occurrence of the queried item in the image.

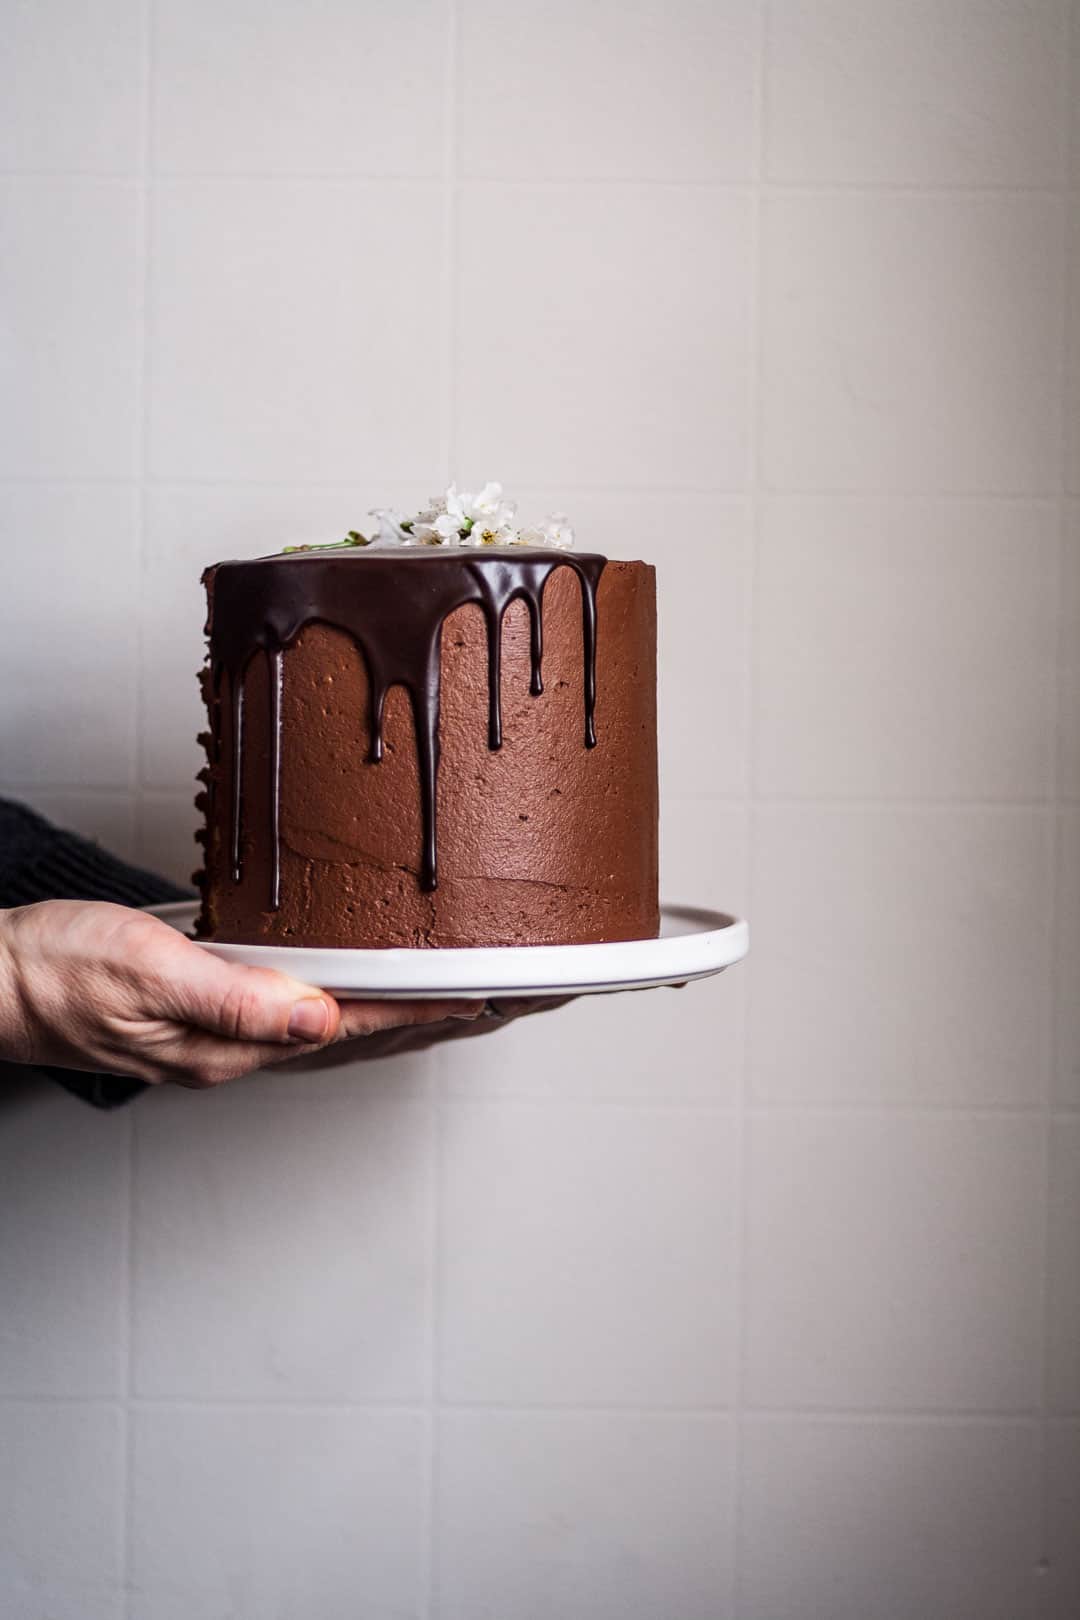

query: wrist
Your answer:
[0,908,34,1065]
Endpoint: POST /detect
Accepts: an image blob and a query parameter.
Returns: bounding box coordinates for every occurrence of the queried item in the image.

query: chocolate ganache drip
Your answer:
[206,550,607,904]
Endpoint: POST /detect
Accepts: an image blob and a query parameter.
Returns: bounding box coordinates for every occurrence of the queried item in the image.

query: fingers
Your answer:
[148,1028,323,1089]
[348,995,575,1056]
[484,995,576,1020]
[147,1001,485,1087]
[334,999,484,1041]
[154,933,341,1048]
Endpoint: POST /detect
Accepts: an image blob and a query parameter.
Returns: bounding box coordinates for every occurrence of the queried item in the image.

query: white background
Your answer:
[1,1,1078,1616]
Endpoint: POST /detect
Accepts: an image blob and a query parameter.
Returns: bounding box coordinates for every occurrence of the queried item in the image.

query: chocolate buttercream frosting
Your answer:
[195,548,658,948]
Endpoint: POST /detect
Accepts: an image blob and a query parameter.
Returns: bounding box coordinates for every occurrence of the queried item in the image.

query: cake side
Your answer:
[195,551,658,948]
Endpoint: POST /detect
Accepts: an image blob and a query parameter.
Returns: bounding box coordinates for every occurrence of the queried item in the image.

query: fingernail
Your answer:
[288,998,330,1042]
[450,1003,485,1021]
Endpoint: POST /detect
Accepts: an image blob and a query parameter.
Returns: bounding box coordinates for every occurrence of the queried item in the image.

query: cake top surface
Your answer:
[204,481,657,573]
[207,546,611,573]
[345,481,577,551]
[216,481,581,562]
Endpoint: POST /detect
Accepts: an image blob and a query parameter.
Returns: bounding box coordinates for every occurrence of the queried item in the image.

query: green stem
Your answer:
[282,532,369,554]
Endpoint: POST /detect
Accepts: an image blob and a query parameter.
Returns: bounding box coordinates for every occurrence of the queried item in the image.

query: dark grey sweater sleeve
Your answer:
[0,798,192,1108]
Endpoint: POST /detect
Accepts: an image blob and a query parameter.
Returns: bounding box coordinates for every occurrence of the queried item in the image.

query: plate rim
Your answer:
[143,900,749,998]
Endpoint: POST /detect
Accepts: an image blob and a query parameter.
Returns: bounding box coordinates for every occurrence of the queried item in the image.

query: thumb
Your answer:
[161,937,340,1046]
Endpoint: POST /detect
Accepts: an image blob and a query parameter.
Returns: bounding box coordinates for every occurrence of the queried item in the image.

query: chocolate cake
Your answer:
[194,543,658,948]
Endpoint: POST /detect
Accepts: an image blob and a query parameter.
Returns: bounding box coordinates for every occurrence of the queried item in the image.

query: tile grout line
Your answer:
[420,1071,443,1620]
[426,1068,448,1620]
[5,781,1075,814]
[1036,3,1076,1594]
[5,781,1076,815]
[730,1,772,1612]
[0,1390,1062,1423]
[0,473,1071,501]
[442,0,462,493]
[131,0,158,849]
[425,6,460,1615]
[0,169,1071,197]
[122,2,157,1610]
[22,1089,1079,1121]
[429,1098,1080,1118]
[121,1108,139,1617]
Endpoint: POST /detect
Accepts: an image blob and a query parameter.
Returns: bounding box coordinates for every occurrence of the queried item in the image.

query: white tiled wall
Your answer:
[0,1,1077,1616]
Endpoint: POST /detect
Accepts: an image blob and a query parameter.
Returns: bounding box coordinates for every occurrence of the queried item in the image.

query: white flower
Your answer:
[357,483,574,552]
[408,486,470,544]
[429,510,465,543]
[467,481,506,521]
[448,482,506,531]
[536,513,575,550]
[367,508,413,546]
[403,492,450,544]
[411,493,448,525]
[467,520,521,546]
[414,482,519,545]
[463,490,520,546]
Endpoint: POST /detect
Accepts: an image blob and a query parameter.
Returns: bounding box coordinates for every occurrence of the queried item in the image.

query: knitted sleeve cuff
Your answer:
[0,799,191,910]
[0,798,193,1109]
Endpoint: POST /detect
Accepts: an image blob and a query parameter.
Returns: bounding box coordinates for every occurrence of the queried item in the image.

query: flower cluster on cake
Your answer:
[194,481,657,950]
[285,482,575,553]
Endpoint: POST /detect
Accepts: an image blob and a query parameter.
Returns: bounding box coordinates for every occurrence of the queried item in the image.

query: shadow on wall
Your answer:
[0,1062,53,1118]
[0,1052,435,1400]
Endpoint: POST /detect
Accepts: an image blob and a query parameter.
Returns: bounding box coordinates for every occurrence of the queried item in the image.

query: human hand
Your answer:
[0,900,482,1089]
[294,993,575,1066]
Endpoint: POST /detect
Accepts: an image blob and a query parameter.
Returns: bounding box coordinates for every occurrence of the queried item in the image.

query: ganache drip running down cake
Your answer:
[194,484,658,949]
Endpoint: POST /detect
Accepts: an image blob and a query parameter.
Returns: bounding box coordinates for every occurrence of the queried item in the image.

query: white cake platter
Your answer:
[145,901,748,1000]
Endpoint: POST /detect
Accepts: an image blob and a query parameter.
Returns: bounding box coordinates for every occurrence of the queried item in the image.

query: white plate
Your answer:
[145,901,748,1000]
